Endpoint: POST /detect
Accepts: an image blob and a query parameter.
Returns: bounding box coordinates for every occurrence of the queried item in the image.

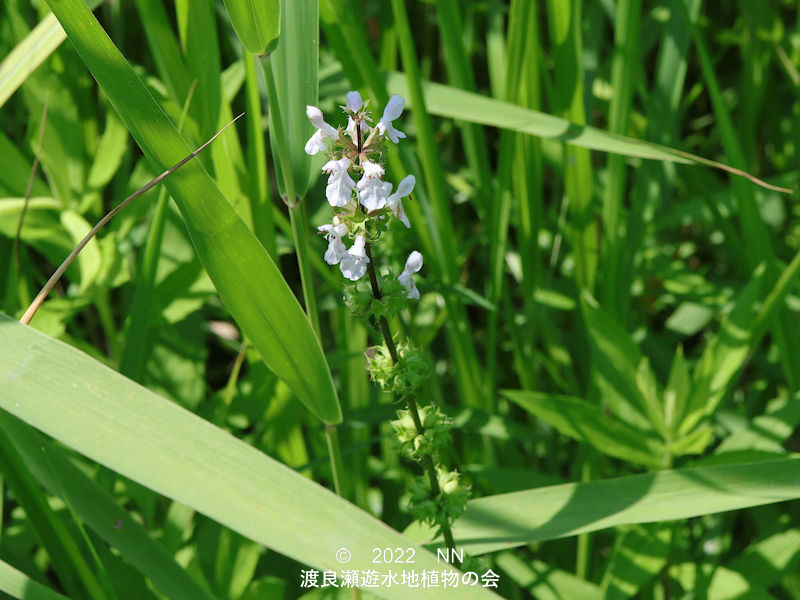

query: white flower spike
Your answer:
[398,251,423,300]
[304,105,340,155]
[340,234,370,281]
[387,174,415,228]
[357,160,391,211]
[322,157,355,207]
[318,222,349,265]
[376,94,406,143]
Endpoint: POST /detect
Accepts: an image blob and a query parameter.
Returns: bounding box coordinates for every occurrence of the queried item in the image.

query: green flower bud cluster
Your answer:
[391,405,452,459]
[344,275,408,323]
[365,342,429,395]
[408,467,470,536]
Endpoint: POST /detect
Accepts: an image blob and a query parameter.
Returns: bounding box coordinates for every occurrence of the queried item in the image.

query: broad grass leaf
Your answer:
[0,315,499,600]
[45,0,341,424]
[405,457,800,555]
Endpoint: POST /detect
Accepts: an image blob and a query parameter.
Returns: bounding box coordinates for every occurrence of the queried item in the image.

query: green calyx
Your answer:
[366,342,429,395]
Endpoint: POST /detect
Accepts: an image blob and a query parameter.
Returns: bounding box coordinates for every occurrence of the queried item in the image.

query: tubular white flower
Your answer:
[361,160,384,179]
[386,174,415,228]
[304,105,339,155]
[322,157,355,207]
[346,91,363,112]
[318,222,349,265]
[397,250,423,299]
[339,235,370,281]
[376,95,407,143]
[345,91,372,141]
[357,161,391,211]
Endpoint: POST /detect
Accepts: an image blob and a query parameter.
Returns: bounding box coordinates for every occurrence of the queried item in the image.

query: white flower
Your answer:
[322,157,355,207]
[387,174,415,228]
[345,92,363,138]
[318,222,349,265]
[346,91,363,112]
[304,105,339,155]
[357,160,391,211]
[376,95,406,143]
[340,235,370,281]
[362,160,384,179]
[397,251,423,299]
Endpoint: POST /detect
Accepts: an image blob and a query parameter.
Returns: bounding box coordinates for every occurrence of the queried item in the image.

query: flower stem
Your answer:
[363,244,459,564]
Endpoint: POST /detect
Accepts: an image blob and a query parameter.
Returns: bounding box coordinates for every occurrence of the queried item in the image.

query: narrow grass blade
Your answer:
[0,426,108,600]
[546,0,596,291]
[385,73,793,193]
[0,558,72,600]
[131,0,191,102]
[268,0,316,199]
[222,0,279,55]
[175,0,221,139]
[600,0,641,311]
[0,0,103,109]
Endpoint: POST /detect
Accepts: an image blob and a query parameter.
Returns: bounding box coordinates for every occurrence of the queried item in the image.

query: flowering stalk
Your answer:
[305,92,468,559]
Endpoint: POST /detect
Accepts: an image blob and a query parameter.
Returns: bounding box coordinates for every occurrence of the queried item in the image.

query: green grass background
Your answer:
[1,0,800,598]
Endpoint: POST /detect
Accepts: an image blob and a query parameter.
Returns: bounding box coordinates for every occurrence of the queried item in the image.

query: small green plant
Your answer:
[305,92,469,551]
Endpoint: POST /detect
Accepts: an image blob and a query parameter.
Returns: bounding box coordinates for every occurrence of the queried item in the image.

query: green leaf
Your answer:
[503,390,662,468]
[0,425,108,600]
[384,72,790,192]
[385,71,682,161]
[720,529,800,593]
[601,524,671,600]
[268,0,317,199]
[684,269,764,433]
[664,345,690,435]
[44,0,341,424]
[497,552,603,600]
[222,0,280,55]
[0,558,72,600]
[0,315,499,600]
[0,411,217,600]
[581,293,663,433]
[0,0,103,109]
[405,457,800,555]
